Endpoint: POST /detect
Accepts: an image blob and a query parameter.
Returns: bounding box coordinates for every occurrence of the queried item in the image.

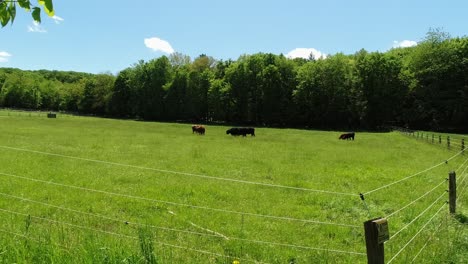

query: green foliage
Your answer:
[109,69,133,117]
[0,0,54,27]
[79,73,115,114]
[1,31,468,132]
[294,53,356,128]
[31,6,40,23]
[355,52,409,128]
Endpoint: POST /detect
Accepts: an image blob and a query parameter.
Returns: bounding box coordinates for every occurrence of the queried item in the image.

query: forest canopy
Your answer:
[1,31,467,132]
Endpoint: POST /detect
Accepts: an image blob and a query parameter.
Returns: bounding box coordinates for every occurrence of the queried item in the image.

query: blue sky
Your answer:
[1,0,467,74]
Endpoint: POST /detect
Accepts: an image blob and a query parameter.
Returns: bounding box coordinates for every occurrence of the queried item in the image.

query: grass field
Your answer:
[0,110,467,263]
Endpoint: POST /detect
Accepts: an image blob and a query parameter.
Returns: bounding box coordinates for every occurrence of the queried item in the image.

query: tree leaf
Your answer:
[32,7,41,23]
[38,0,54,17]
[18,0,31,11]
[8,4,16,25]
[0,9,10,27]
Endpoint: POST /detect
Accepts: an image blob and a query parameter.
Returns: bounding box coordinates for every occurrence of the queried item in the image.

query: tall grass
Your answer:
[0,109,467,263]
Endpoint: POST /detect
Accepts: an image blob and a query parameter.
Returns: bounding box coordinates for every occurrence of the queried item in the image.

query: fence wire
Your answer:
[363,149,463,196]
[0,206,366,259]
[388,192,446,241]
[455,155,468,173]
[0,145,358,197]
[0,207,271,264]
[410,216,446,263]
[0,190,367,254]
[456,172,468,203]
[0,228,70,251]
[385,179,447,219]
[0,191,224,239]
[0,171,359,228]
[386,203,446,264]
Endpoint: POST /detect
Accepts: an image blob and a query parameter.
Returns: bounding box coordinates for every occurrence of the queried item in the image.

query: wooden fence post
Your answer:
[449,171,456,214]
[462,139,465,153]
[447,136,450,149]
[364,217,388,264]
[439,135,442,144]
[432,134,434,144]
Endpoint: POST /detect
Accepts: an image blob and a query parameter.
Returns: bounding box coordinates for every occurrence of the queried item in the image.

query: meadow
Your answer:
[0,110,467,263]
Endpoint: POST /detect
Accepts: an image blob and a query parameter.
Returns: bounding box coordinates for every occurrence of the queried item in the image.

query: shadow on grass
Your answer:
[455,213,467,224]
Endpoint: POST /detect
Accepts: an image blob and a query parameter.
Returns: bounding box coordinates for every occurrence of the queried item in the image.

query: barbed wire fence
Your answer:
[0,126,467,263]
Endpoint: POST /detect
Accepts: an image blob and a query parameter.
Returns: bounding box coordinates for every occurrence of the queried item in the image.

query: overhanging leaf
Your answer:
[38,0,54,17]
[32,7,41,23]
[0,9,10,27]
[18,0,31,11]
[9,4,16,25]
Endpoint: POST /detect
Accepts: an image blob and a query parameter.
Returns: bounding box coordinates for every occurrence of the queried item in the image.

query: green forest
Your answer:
[1,30,467,131]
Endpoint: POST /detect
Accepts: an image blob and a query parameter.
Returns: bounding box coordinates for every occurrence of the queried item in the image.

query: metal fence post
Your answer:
[447,136,450,149]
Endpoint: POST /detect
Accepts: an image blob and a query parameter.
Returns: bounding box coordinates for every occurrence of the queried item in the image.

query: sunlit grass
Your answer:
[0,109,467,263]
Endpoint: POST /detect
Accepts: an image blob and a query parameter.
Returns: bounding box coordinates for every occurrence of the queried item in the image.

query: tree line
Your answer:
[1,30,467,131]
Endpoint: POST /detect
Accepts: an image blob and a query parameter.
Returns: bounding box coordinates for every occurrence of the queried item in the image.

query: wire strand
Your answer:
[457,161,468,180]
[0,228,70,252]
[456,172,468,202]
[0,206,365,258]
[0,191,366,255]
[230,237,366,256]
[363,149,463,196]
[389,192,446,241]
[455,165,468,198]
[0,171,359,228]
[0,191,224,239]
[455,156,468,173]
[410,217,445,263]
[387,203,446,264]
[385,179,447,219]
[0,207,269,264]
[0,145,358,197]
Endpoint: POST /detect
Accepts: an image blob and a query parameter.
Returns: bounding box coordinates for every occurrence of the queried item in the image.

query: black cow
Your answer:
[226,127,255,137]
[339,132,355,140]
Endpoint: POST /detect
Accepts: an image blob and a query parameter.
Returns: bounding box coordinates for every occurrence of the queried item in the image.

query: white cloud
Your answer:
[0,51,12,63]
[393,40,417,48]
[28,21,47,33]
[52,15,64,24]
[144,37,175,54]
[286,48,327,60]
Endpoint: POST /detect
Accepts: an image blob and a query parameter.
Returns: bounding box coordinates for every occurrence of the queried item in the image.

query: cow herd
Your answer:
[192,125,255,137]
[192,124,355,140]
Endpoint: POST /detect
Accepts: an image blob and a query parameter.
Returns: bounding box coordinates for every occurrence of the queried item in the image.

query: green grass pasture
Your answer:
[0,110,467,263]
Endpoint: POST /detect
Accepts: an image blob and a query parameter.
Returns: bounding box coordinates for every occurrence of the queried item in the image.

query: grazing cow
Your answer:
[339,132,355,140]
[192,125,205,135]
[226,127,255,137]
